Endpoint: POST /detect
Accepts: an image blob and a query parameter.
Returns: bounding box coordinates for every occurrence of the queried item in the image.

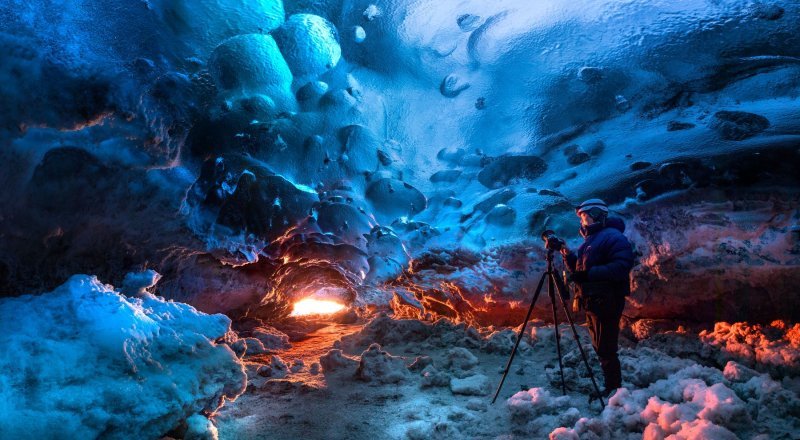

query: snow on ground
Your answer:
[0,274,246,440]
[215,314,800,439]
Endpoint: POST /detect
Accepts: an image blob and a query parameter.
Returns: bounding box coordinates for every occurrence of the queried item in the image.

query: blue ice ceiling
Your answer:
[1,1,798,322]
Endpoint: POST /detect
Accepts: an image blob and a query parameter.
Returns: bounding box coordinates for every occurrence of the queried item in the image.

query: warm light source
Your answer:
[290,298,346,317]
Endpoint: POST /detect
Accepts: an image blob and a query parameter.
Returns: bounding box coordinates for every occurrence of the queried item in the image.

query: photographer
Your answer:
[560,199,634,397]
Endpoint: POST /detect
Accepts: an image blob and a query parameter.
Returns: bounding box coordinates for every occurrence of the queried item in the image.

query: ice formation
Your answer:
[1,0,800,438]
[0,274,246,439]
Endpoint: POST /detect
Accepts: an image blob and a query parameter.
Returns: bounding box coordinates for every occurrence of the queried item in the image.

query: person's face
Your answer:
[578,211,594,227]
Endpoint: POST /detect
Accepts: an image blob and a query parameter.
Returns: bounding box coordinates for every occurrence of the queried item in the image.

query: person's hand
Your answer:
[560,246,570,257]
[567,270,589,283]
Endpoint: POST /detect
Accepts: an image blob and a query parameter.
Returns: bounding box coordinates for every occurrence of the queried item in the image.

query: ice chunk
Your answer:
[320,349,359,372]
[0,275,245,439]
[450,374,491,396]
[711,110,770,141]
[443,347,479,377]
[355,343,410,383]
[184,414,219,440]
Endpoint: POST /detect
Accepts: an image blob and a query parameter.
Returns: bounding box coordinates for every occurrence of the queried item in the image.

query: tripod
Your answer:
[491,249,605,409]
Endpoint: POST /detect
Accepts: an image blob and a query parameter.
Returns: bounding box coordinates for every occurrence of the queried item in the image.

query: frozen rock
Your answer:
[507,387,569,420]
[251,326,292,351]
[309,362,321,374]
[320,349,359,372]
[120,269,162,298]
[552,363,776,439]
[430,169,462,183]
[629,319,686,340]
[620,347,694,387]
[365,178,427,221]
[296,80,329,106]
[484,204,516,226]
[244,337,268,355]
[667,120,696,131]
[443,347,479,377]
[567,149,592,165]
[290,359,305,373]
[444,197,463,208]
[408,355,433,372]
[184,414,219,440]
[274,14,341,79]
[229,339,247,358]
[750,3,785,20]
[450,374,491,396]
[615,94,631,111]
[215,171,319,243]
[722,361,759,383]
[420,365,451,388]
[316,201,373,248]
[440,74,470,98]
[0,275,245,439]
[352,25,367,43]
[363,4,381,20]
[466,398,488,412]
[577,66,603,84]
[482,328,519,354]
[711,110,770,140]
[457,14,482,31]
[699,321,800,375]
[436,147,467,164]
[356,343,410,383]
[257,355,289,378]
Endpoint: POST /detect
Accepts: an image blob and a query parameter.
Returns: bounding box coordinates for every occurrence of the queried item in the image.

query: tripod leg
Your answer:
[552,274,606,410]
[491,272,547,404]
[549,272,567,396]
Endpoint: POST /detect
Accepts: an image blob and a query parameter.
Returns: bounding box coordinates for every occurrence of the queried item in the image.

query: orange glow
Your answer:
[290,298,346,316]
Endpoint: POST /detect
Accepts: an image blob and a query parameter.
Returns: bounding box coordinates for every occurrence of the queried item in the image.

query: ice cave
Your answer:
[1,0,799,439]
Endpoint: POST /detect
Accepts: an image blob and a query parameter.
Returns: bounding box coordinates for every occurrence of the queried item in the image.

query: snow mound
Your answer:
[356,343,410,383]
[250,325,293,351]
[554,362,800,439]
[450,374,491,396]
[442,347,479,378]
[320,348,359,372]
[700,321,800,375]
[0,274,246,440]
[507,387,570,419]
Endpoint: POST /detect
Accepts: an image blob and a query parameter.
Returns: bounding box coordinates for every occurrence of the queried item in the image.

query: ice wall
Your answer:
[0,0,799,323]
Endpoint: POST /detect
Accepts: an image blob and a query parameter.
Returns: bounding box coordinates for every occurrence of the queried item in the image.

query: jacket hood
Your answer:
[606,216,625,233]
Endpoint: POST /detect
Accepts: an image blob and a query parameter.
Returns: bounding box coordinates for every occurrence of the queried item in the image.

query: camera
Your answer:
[540,229,565,252]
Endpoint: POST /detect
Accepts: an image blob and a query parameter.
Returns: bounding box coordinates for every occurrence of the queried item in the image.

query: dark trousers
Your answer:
[585,294,625,390]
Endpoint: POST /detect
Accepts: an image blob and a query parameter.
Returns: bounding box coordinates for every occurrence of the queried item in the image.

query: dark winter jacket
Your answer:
[563,217,634,299]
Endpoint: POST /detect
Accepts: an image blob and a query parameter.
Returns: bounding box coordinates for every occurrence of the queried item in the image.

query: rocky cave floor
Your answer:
[208,314,800,440]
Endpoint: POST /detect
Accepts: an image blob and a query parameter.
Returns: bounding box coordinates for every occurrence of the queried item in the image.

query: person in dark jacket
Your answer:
[560,198,634,397]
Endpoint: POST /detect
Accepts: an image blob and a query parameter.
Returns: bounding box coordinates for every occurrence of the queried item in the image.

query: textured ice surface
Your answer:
[274,14,342,79]
[1,0,799,322]
[0,274,246,439]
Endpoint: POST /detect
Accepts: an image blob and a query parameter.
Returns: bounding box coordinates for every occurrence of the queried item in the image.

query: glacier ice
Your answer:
[0,274,246,439]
